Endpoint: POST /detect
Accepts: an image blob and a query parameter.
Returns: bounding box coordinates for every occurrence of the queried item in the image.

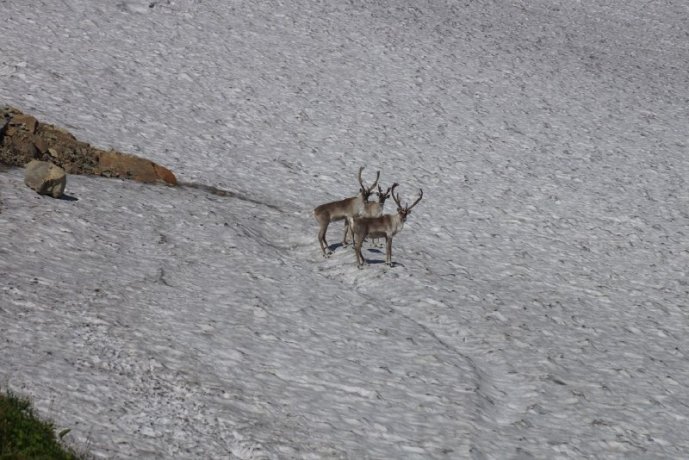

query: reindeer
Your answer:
[313,166,380,257]
[349,184,423,268]
[342,183,398,247]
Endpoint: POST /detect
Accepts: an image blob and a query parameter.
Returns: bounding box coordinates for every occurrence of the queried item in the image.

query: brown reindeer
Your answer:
[313,166,380,257]
[349,184,423,267]
[343,183,397,247]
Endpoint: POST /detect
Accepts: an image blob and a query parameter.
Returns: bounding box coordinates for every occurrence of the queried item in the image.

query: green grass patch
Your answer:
[0,389,85,460]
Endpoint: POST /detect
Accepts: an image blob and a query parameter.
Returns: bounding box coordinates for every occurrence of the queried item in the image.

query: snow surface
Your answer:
[2,0,689,458]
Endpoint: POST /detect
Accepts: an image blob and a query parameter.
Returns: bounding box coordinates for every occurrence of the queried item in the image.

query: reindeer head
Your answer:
[357,166,380,201]
[391,184,423,221]
[377,183,397,205]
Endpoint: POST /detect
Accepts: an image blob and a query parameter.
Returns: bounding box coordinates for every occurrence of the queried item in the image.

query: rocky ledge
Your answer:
[0,107,176,186]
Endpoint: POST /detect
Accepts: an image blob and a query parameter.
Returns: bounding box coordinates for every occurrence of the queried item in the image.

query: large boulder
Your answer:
[24,160,67,198]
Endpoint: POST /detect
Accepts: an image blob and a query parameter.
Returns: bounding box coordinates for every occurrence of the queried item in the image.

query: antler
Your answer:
[391,183,402,209]
[391,185,422,212]
[357,166,380,194]
[407,189,423,211]
[382,183,397,195]
[368,170,380,192]
[357,166,365,191]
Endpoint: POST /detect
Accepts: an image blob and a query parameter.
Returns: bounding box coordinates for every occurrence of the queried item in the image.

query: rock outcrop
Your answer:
[1,107,177,186]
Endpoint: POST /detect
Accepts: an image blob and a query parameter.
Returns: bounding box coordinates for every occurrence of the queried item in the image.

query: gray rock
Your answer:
[24,160,67,198]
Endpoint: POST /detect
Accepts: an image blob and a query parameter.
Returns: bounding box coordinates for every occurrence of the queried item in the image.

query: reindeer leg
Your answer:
[318,222,331,257]
[342,219,351,247]
[354,233,365,268]
[385,236,393,266]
